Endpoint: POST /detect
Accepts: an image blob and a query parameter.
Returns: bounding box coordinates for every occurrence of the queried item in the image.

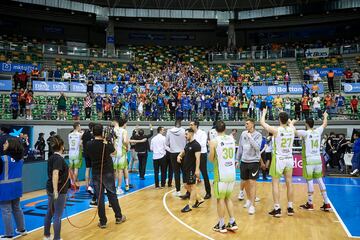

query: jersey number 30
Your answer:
[222,147,234,160]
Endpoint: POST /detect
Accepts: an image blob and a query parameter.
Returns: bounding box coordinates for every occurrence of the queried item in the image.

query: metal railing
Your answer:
[208,43,360,62]
[0,40,134,61]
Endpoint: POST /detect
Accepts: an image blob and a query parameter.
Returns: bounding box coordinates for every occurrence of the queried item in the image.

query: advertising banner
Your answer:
[305,48,329,58]
[32,81,69,92]
[342,83,360,93]
[0,80,13,91]
[0,62,40,73]
[244,84,324,95]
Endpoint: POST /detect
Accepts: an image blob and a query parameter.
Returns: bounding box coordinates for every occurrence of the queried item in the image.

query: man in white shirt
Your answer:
[150,127,167,188]
[63,70,71,80]
[312,93,321,120]
[190,120,211,199]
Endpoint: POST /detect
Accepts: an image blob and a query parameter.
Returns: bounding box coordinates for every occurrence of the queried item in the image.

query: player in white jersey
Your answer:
[68,122,83,187]
[209,120,238,233]
[111,118,146,195]
[112,119,130,195]
[260,108,295,217]
[291,112,331,211]
[208,121,218,142]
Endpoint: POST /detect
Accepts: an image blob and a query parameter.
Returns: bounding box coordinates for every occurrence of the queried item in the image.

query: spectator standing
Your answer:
[10,89,19,119]
[327,70,335,92]
[312,93,322,120]
[13,72,20,90]
[273,95,283,120]
[265,94,274,120]
[0,138,27,239]
[84,93,93,120]
[18,88,26,118]
[95,94,103,120]
[284,71,291,92]
[301,94,310,120]
[63,70,71,81]
[56,92,67,121]
[343,68,353,83]
[353,69,359,83]
[350,96,358,119]
[70,100,80,121]
[46,131,56,159]
[53,67,62,80]
[335,94,345,116]
[31,67,40,80]
[19,71,28,90]
[35,133,46,160]
[45,99,53,120]
[103,99,112,120]
[284,97,291,117]
[86,79,94,94]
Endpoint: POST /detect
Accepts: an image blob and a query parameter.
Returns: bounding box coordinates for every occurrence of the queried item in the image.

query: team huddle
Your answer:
[65,107,331,234]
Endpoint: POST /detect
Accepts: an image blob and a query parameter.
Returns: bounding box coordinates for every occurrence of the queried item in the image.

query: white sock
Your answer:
[125,179,129,185]
[308,194,313,204]
[316,178,329,204]
[229,217,235,224]
[219,218,225,227]
[274,204,280,210]
[322,192,330,204]
[288,202,293,208]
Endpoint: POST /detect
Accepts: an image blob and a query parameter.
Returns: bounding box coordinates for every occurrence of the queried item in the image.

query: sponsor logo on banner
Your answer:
[0,62,40,73]
[94,84,105,94]
[305,48,329,58]
[241,84,324,95]
[342,83,360,93]
[70,83,87,92]
[33,81,69,92]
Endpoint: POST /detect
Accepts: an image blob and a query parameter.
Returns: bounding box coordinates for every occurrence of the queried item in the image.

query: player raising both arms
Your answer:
[290,112,332,211]
[260,108,295,217]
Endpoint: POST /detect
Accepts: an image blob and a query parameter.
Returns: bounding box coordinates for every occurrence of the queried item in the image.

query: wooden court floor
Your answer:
[22,182,348,240]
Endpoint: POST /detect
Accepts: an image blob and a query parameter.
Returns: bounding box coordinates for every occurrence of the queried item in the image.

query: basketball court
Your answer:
[2,172,359,240]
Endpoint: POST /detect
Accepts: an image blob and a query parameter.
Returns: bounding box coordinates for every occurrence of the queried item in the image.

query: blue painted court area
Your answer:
[325,177,360,238]
[0,172,154,236]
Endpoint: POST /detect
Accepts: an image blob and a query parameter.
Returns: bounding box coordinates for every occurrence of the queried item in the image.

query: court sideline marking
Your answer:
[163,189,215,240]
[13,184,155,239]
[329,200,360,239]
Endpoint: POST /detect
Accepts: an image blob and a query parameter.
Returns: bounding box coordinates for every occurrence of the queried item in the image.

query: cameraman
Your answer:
[86,124,126,228]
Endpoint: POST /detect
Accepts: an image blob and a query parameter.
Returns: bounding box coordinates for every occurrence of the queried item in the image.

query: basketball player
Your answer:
[209,120,238,233]
[177,128,204,213]
[68,122,83,187]
[260,108,295,217]
[290,112,332,211]
[236,118,262,215]
[112,118,130,195]
[112,119,146,195]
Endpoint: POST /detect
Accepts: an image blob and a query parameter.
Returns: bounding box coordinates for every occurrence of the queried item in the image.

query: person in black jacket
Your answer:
[46,131,56,159]
[86,123,126,228]
[133,124,153,180]
[35,133,46,160]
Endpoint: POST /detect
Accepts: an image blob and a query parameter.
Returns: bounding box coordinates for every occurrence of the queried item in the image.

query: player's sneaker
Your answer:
[350,169,359,175]
[243,200,251,208]
[192,200,205,208]
[269,208,282,217]
[300,202,314,211]
[226,221,238,231]
[255,197,261,202]
[87,186,94,195]
[15,229,27,236]
[287,207,295,216]
[181,204,192,213]
[89,198,97,208]
[172,191,181,197]
[97,222,107,229]
[238,191,245,200]
[116,188,124,195]
[248,205,256,215]
[213,223,227,233]
[125,185,130,192]
[115,215,127,224]
[320,203,332,212]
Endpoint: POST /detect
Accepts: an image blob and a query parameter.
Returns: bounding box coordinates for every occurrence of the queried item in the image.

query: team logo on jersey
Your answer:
[221,142,224,146]
[309,135,312,138]
[225,161,233,167]
[280,133,284,137]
